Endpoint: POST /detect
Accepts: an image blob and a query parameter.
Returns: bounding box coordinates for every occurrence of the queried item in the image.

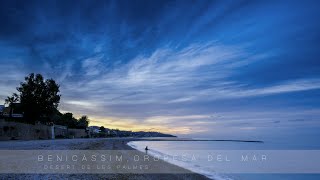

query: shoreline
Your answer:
[0,138,211,180]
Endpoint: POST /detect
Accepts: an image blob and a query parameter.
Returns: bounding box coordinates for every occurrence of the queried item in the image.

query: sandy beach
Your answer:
[0,138,210,180]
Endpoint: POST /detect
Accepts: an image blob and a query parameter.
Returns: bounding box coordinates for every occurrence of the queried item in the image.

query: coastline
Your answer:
[0,138,211,180]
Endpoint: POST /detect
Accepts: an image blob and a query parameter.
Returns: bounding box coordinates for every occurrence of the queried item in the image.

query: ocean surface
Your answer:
[128,138,320,180]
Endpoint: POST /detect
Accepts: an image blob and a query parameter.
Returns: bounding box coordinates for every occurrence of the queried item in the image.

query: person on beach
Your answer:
[145,146,149,153]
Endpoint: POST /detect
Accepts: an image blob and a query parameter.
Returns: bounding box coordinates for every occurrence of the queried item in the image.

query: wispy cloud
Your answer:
[193,78,320,101]
[61,43,247,104]
[61,43,320,108]
[82,54,105,76]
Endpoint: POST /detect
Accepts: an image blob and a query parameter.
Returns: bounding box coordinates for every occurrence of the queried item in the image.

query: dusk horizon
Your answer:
[0,0,320,142]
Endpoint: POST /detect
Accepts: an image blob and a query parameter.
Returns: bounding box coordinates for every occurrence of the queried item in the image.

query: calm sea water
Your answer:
[128,139,320,180]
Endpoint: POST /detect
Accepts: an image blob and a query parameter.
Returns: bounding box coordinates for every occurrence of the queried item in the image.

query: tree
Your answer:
[77,115,89,129]
[99,126,107,137]
[16,73,60,123]
[57,113,78,128]
[99,126,105,132]
[4,93,19,118]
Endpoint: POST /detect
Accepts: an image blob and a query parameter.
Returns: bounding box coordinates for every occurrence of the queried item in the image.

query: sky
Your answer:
[0,0,320,141]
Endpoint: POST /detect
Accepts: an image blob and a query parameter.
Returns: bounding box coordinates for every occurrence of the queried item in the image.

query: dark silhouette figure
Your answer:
[145,146,149,154]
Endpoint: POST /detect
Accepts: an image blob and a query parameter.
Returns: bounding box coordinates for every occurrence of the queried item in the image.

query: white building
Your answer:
[88,126,101,134]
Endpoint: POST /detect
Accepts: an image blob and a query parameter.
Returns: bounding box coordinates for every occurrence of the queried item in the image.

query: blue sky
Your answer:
[0,0,320,140]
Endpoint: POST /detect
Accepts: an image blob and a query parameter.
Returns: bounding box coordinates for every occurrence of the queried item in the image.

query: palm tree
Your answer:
[4,93,19,118]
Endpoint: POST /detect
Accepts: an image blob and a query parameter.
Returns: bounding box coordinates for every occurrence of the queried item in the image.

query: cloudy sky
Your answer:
[0,0,320,140]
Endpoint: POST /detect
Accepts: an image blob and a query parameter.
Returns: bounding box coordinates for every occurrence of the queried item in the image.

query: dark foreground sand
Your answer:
[0,138,211,180]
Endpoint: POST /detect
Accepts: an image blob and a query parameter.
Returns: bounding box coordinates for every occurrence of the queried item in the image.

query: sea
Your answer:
[128,138,320,180]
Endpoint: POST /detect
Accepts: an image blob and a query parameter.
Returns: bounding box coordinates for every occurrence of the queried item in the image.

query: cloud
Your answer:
[232,79,320,97]
[195,78,320,101]
[64,100,95,107]
[61,42,320,109]
[82,54,105,76]
[60,43,253,105]
[0,58,28,104]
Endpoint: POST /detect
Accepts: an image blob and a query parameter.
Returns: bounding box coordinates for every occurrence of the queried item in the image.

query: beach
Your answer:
[0,138,210,180]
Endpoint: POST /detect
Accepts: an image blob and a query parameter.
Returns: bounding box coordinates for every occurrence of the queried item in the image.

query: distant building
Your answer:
[88,126,101,134]
[104,128,111,135]
[53,124,68,139]
[87,126,112,137]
